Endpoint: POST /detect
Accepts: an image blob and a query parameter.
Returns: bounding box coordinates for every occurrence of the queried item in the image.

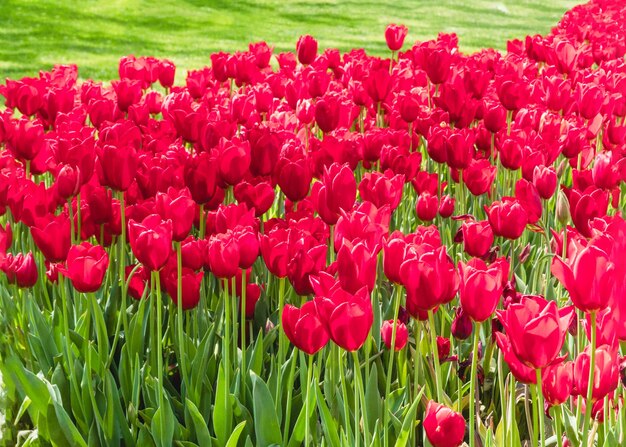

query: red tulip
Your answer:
[358,170,404,211]
[128,214,173,272]
[380,319,408,351]
[207,231,240,279]
[337,239,377,294]
[485,198,528,240]
[233,226,259,269]
[126,264,148,300]
[416,192,438,222]
[163,266,204,310]
[542,359,573,406]
[463,159,496,196]
[515,178,542,224]
[572,344,619,403]
[1,252,38,288]
[97,144,137,191]
[31,214,72,262]
[461,220,494,258]
[423,401,466,447]
[282,301,329,355]
[495,331,537,384]
[384,24,408,51]
[533,165,557,200]
[497,295,574,369]
[400,246,460,316]
[312,162,356,225]
[459,258,508,322]
[156,187,196,242]
[551,244,615,313]
[260,226,289,278]
[0,223,12,261]
[58,242,109,293]
[451,307,473,340]
[383,233,407,284]
[296,35,318,65]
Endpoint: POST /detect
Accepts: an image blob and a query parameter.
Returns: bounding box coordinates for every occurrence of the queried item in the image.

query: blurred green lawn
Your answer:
[0,0,579,81]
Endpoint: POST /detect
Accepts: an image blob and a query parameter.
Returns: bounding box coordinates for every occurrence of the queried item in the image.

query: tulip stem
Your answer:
[352,351,369,447]
[305,353,313,447]
[582,310,597,445]
[76,193,81,242]
[427,309,443,403]
[469,323,480,447]
[241,269,247,404]
[553,405,564,447]
[176,241,188,402]
[384,284,402,447]
[339,348,353,444]
[152,271,164,409]
[222,279,231,398]
[118,191,128,336]
[276,276,286,414]
[535,369,545,447]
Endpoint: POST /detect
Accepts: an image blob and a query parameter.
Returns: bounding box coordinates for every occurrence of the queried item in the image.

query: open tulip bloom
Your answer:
[3,1,626,446]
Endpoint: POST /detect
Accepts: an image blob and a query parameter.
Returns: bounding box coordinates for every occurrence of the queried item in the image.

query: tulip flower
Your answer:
[358,170,404,211]
[380,320,408,351]
[551,243,615,313]
[97,144,137,191]
[282,301,329,355]
[423,401,466,447]
[572,344,619,403]
[207,231,240,279]
[1,252,38,288]
[459,257,508,322]
[31,214,72,262]
[296,35,317,65]
[400,246,460,317]
[58,242,109,293]
[128,214,173,272]
[485,198,528,240]
[495,331,537,384]
[497,295,574,369]
[337,239,377,294]
[542,359,573,406]
[312,162,356,225]
[461,220,494,258]
[163,266,204,310]
[384,24,408,51]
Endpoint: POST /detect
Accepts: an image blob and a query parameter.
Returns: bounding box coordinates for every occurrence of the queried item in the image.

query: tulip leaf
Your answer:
[185,398,212,447]
[151,402,176,447]
[561,405,580,446]
[226,421,247,447]
[365,363,381,430]
[314,373,341,447]
[396,386,424,447]
[213,362,233,447]
[286,368,316,447]
[251,372,282,447]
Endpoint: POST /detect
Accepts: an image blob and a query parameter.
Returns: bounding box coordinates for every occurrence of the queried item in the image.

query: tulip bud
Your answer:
[451,307,473,340]
[555,189,570,226]
[436,336,451,361]
[381,320,409,351]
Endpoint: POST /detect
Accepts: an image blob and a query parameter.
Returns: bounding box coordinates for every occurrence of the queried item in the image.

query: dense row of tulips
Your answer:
[2,0,626,445]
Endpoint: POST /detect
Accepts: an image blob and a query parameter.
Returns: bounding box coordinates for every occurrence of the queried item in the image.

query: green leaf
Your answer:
[314,374,340,447]
[225,421,247,447]
[286,370,316,447]
[185,398,211,447]
[213,363,232,447]
[365,363,381,431]
[395,386,425,447]
[151,403,176,447]
[251,372,282,447]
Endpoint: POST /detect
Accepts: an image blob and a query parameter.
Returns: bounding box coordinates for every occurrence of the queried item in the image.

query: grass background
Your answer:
[0,0,579,81]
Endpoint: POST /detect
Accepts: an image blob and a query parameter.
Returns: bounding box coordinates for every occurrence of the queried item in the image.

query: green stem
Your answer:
[276,276,286,413]
[469,324,480,447]
[553,405,564,447]
[223,279,231,398]
[536,369,545,447]
[199,203,206,239]
[384,284,402,447]
[176,241,188,402]
[305,354,314,447]
[118,191,128,336]
[241,269,247,404]
[339,348,353,444]
[153,271,164,409]
[76,192,82,242]
[427,309,443,402]
[582,311,597,445]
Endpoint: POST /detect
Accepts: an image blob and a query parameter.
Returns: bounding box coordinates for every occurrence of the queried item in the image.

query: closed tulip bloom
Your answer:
[533,165,557,200]
[423,401,466,447]
[233,225,259,269]
[400,246,460,316]
[0,223,12,259]
[459,257,508,322]
[31,214,72,262]
[128,214,173,271]
[515,178,542,224]
[337,239,377,294]
[282,301,329,355]
[313,163,356,225]
[296,35,318,65]
[463,159,497,196]
[383,233,407,284]
[58,242,109,293]
[184,152,220,205]
[260,227,289,278]
[314,95,341,134]
[2,252,38,288]
[385,24,408,51]
[276,154,312,203]
[551,244,615,313]
[486,198,528,240]
[155,187,196,242]
[163,266,204,310]
[416,192,438,222]
[207,231,240,279]
[126,264,148,301]
[542,359,573,406]
[451,307,473,340]
[97,144,137,191]
[381,319,408,351]
[497,295,574,369]
[573,344,619,403]
[461,220,494,258]
[438,195,455,218]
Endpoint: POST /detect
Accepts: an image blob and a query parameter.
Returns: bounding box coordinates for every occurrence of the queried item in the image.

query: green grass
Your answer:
[0,0,579,81]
